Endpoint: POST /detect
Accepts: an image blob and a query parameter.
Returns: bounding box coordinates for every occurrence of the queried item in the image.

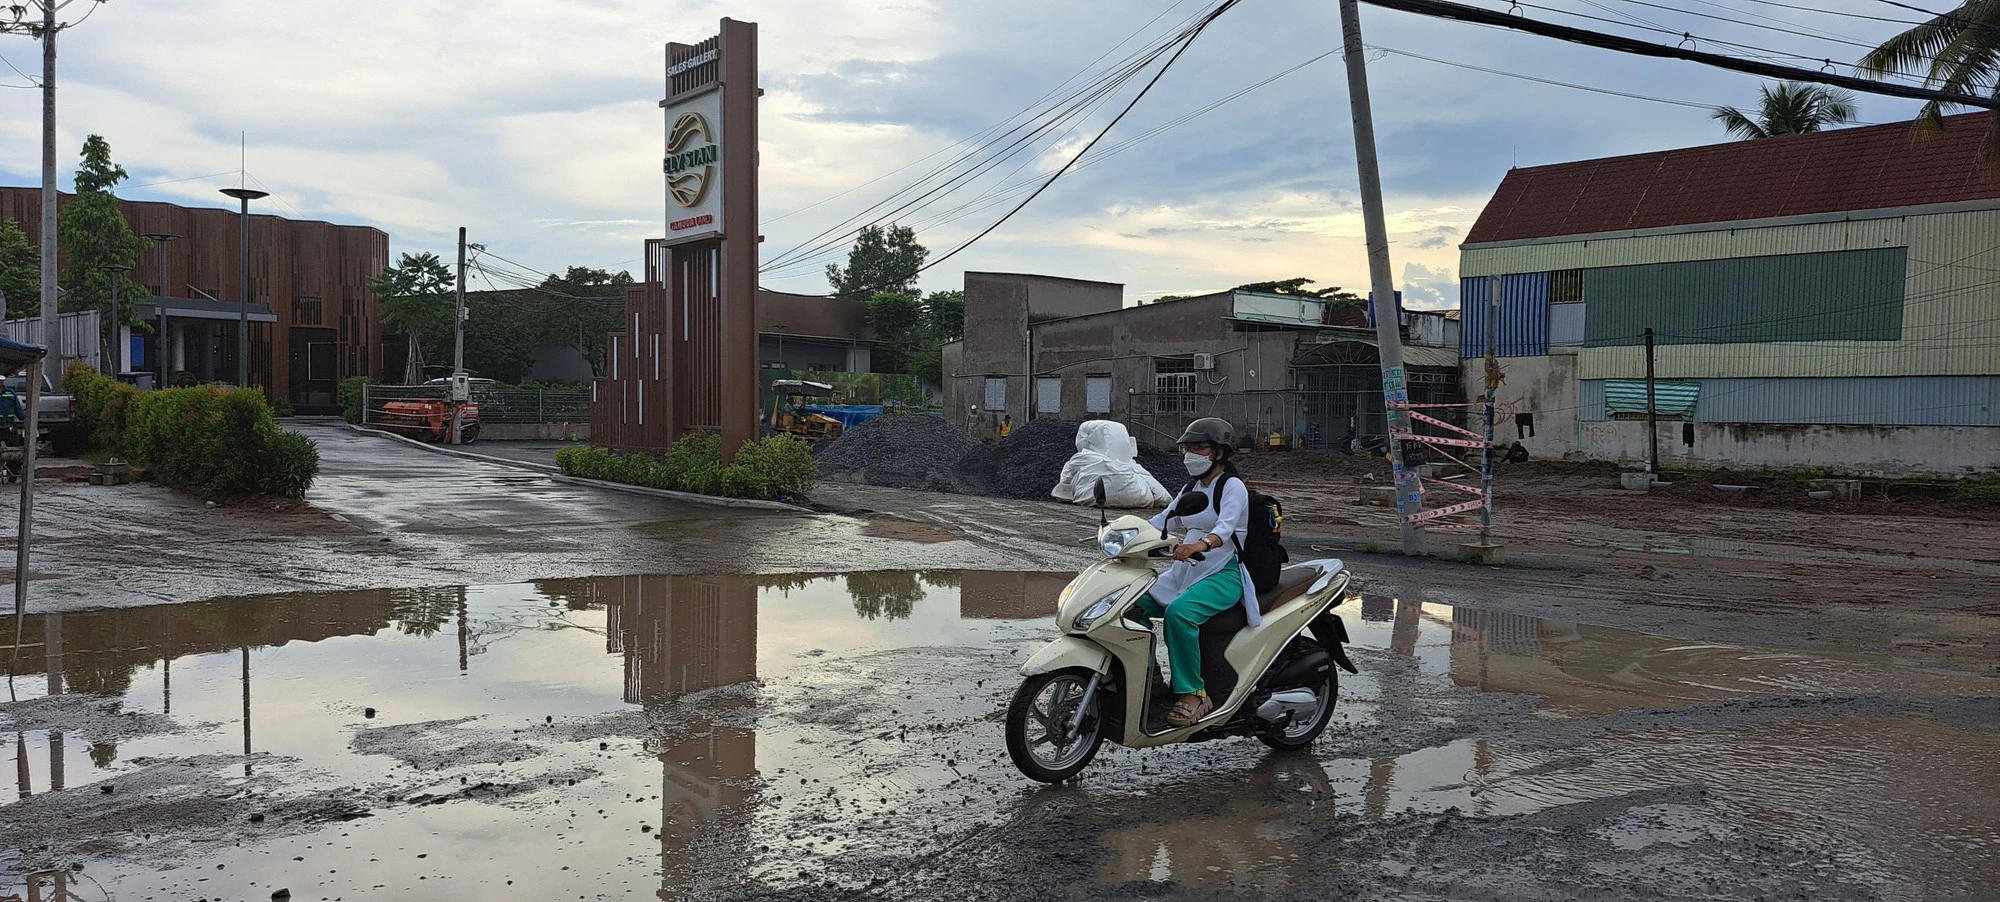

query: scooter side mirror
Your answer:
[1170,491,1208,519]
[1093,478,1107,526]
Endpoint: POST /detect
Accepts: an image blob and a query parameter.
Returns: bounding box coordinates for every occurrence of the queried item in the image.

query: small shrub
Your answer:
[1358,541,1387,555]
[121,385,319,499]
[731,434,817,500]
[64,363,141,451]
[555,432,814,501]
[717,464,774,500]
[1953,480,2000,504]
[338,376,370,425]
[270,396,295,418]
[261,429,320,498]
[661,432,723,494]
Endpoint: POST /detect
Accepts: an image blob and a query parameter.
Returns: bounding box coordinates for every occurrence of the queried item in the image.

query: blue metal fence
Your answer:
[1458,273,1551,358]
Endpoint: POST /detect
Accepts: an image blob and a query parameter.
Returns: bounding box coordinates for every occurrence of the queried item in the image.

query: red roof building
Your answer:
[1465,113,2000,245]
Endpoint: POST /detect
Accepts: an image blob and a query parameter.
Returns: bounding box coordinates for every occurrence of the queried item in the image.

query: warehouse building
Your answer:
[1459,114,2000,477]
[943,272,1459,448]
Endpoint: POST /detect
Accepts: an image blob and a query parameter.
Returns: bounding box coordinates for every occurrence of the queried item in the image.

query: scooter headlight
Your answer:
[1098,528,1140,558]
[1071,587,1128,632]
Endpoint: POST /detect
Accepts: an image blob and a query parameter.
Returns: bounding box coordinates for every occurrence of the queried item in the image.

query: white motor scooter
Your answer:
[1005,483,1357,783]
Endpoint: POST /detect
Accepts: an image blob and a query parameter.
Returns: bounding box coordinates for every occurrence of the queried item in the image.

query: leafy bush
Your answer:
[262,429,321,498]
[64,363,141,450]
[1953,480,2000,504]
[123,385,320,499]
[730,434,816,500]
[339,376,370,425]
[554,431,817,501]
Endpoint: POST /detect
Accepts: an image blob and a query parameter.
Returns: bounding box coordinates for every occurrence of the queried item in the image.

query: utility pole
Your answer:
[1644,326,1659,475]
[452,226,467,444]
[2,2,99,366]
[1479,273,1500,549]
[1338,0,1424,555]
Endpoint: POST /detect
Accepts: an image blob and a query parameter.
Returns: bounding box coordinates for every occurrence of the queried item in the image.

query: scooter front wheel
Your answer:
[1006,669,1106,783]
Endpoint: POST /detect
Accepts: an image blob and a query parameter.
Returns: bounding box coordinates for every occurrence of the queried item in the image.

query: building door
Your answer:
[289,327,340,411]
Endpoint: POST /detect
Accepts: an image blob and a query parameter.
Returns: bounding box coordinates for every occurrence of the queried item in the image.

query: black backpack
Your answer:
[1181,474,1289,593]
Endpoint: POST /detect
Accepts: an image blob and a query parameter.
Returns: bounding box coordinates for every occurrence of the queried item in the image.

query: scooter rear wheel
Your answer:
[1006,669,1105,783]
[1258,667,1337,751]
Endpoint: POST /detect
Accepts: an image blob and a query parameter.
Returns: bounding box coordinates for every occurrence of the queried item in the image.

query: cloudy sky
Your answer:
[0,0,1939,308]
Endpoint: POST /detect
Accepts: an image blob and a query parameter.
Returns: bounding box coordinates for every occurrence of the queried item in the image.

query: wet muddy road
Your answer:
[5,573,1994,901]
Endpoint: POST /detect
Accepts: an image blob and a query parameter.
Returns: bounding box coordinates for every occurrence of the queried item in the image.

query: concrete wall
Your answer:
[1470,348,1997,476]
[958,273,1124,427]
[1572,419,1997,477]
[1469,349,1582,457]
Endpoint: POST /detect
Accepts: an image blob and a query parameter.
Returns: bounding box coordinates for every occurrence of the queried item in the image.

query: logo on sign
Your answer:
[665,113,718,207]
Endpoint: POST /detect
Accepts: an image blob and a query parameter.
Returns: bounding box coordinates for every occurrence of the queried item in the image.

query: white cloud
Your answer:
[0,0,1928,292]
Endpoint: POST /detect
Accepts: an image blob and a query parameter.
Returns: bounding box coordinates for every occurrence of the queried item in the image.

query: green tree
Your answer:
[56,136,149,364]
[827,224,926,300]
[922,289,964,342]
[367,252,456,383]
[0,220,36,320]
[463,265,630,381]
[865,289,926,376]
[1711,82,1860,140]
[1859,1,2000,162]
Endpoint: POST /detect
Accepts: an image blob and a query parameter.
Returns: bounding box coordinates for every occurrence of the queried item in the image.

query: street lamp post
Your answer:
[101,263,127,375]
[219,188,267,388]
[140,233,179,389]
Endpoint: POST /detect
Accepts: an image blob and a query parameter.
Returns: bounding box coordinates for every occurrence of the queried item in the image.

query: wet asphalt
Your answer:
[1,426,1995,900]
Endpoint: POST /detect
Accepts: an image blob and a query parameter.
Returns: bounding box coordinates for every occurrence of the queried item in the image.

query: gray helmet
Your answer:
[1176,417,1235,448]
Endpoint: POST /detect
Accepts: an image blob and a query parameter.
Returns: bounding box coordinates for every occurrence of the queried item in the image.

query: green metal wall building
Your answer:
[1456,116,1999,477]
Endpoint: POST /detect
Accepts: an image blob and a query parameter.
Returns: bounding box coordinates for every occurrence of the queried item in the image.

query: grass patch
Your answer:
[1952,480,2000,504]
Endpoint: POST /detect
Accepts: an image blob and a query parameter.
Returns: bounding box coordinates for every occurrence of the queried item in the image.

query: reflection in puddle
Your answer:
[3,576,1993,899]
[2,572,1046,899]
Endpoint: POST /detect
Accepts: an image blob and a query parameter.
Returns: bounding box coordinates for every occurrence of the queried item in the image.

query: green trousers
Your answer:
[1135,559,1243,696]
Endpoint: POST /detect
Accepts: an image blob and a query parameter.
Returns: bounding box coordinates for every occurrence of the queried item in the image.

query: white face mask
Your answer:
[1183,452,1213,477]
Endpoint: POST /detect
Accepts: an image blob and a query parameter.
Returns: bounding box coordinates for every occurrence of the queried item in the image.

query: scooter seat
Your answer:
[1256,566,1319,613]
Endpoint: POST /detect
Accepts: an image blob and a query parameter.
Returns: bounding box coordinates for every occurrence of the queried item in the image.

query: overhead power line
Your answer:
[1360,0,2000,108]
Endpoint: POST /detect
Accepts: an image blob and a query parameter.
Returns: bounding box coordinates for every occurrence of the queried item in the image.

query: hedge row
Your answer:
[555,432,815,502]
[65,365,320,499]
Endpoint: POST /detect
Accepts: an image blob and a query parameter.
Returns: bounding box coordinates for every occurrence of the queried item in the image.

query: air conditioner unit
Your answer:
[1191,353,1215,371]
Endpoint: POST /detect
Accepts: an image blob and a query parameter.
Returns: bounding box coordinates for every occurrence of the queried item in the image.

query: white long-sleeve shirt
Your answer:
[1147,472,1262,627]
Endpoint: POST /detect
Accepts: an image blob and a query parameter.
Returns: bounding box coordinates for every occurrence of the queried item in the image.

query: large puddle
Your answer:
[4,573,1994,899]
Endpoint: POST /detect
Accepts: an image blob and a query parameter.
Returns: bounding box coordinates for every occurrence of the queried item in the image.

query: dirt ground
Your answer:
[2,427,1995,901]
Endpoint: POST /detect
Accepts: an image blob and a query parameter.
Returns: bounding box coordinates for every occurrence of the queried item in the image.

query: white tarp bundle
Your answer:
[1052,420,1171,509]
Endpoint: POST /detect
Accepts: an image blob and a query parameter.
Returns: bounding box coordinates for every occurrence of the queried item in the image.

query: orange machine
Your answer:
[378,399,482,444]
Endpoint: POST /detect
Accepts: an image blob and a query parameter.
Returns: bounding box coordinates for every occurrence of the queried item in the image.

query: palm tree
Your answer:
[1712,82,1860,140]
[1858,0,2000,161]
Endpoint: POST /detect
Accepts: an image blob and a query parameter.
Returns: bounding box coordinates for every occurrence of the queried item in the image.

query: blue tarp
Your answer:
[0,336,46,374]
[804,404,885,429]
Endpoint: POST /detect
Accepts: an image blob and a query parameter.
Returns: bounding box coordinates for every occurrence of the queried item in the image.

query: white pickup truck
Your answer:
[3,371,78,455]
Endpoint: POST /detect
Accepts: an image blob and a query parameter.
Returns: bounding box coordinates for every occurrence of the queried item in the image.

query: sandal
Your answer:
[1166,693,1213,727]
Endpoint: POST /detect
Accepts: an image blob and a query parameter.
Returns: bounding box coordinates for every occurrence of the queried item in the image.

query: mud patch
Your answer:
[350,716,546,770]
[0,693,178,742]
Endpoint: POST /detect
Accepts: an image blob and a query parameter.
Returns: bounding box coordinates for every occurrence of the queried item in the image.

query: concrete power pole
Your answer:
[38,1,59,364]
[452,226,467,444]
[1338,0,1425,555]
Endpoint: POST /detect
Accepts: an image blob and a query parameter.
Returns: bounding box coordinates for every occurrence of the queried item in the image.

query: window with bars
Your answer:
[1154,358,1198,415]
[983,377,1006,411]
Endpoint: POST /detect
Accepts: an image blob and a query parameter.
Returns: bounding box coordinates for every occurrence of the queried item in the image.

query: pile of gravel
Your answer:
[953,417,1085,500]
[815,415,979,493]
[819,414,1189,503]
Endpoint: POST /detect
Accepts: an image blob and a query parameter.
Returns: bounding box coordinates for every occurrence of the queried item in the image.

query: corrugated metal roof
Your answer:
[1466,114,2000,244]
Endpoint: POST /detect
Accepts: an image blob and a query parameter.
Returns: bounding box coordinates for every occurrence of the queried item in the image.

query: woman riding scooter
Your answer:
[1134,417,1261,727]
